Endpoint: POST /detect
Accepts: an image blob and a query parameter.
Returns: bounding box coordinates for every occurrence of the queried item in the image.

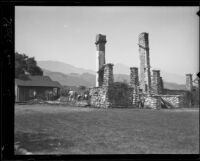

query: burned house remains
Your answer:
[89,33,198,109]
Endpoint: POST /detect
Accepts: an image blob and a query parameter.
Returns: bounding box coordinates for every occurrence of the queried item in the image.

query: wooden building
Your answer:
[15,76,61,102]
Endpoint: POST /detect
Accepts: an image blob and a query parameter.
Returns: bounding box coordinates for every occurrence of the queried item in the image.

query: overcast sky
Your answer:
[15,6,199,76]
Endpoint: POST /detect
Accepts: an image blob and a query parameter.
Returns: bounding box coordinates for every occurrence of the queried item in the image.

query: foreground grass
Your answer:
[15,104,199,154]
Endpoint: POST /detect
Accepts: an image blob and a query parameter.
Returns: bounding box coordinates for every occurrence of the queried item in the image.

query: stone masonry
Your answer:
[89,32,194,109]
[151,70,163,94]
[89,84,134,108]
[161,95,184,108]
[95,34,107,87]
[186,74,193,91]
[138,32,151,94]
[90,34,134,108]
[107,83,134,108]
[144,95,161,109]
[160,77,164,92]
[130,67,139,106]
[89,86,109,108]
[103,63,114,86]
[130,67,139,88]
[185,74,194,106]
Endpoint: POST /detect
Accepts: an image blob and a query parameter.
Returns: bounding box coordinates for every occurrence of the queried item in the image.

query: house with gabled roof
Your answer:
[15,75,62,102]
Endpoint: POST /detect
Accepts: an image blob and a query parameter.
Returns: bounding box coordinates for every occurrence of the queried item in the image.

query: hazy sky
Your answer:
[15,6,199,76]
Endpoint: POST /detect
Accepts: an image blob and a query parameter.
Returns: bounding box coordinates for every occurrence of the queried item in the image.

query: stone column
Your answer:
[186,74,193,91]
[130,67,139,106]
[160,76,164,92]
[138,32,151,94]
[185,74,193,106]
[130,67,139,88]
[95,34,107,87]
[103,63,114,86]
[152,70,162,94]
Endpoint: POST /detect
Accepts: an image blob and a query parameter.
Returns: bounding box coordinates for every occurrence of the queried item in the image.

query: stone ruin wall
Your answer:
[107,85,133,108]
[90,34,136,108]
[144,87,197,109]
[142,69,187,109]
[163,89,195,107]
[89,86,109,108]
[144,95,184,109]
[89,85,134,108]
[160,95,184,108]
[90,65,139,108]
[144,95,161,109]
[89,33,196,109]
[89,62,135,108]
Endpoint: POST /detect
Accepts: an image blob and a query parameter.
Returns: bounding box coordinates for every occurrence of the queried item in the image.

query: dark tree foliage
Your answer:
[15,52,27,78]
[26,57,43,76]
[15,52,43,78]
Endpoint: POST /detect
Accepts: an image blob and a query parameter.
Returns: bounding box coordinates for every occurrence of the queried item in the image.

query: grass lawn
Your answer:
[15,104,199,154]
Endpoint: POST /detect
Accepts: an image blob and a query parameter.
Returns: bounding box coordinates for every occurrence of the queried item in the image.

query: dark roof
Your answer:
[15,75,61,88]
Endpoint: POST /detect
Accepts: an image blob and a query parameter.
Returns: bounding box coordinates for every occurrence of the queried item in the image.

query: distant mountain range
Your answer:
[42,69,95,87]
[38,60,187,90]
[38,60,95,75]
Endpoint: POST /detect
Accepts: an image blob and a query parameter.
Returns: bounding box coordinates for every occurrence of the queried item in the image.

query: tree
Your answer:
[26,57,43,76]
[15,52,43,78]
[15,52,28,78]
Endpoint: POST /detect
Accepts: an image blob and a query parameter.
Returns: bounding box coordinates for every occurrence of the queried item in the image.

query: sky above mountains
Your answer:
[15,6,199,77]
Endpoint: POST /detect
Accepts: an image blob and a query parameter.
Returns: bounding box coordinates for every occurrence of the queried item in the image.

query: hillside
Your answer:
[38,60,95,75]
[38,61,186,85]
[43,69,186,90]
[43,69,95,87]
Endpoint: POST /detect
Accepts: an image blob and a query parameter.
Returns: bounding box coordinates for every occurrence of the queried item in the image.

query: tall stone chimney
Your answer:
[103,63,114,86]
[186,74,193,91]
[130,67,139,88]
[152,70,162,94]
[130,67,139,105]
[160,77,164,91]
[138,32,151,94]
[95,34,107,87]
